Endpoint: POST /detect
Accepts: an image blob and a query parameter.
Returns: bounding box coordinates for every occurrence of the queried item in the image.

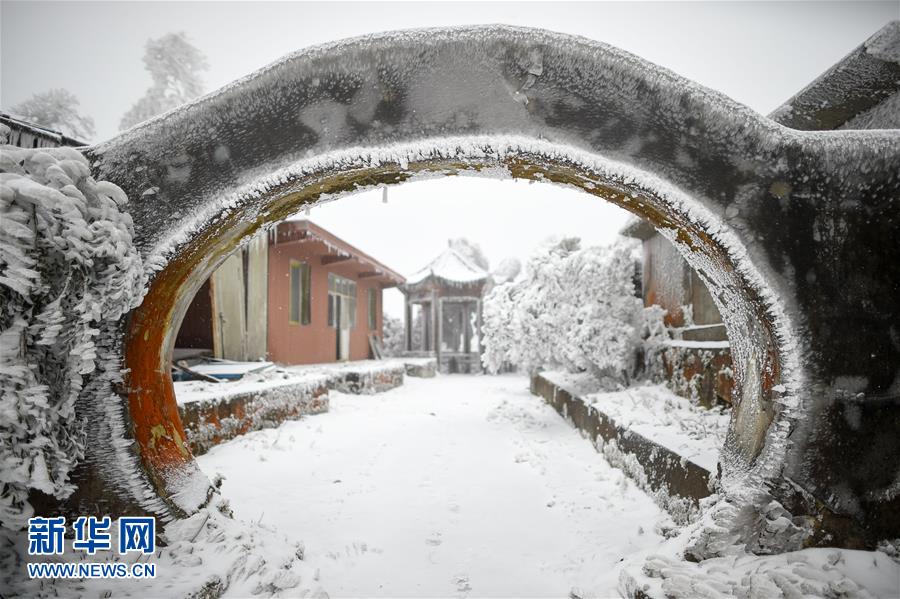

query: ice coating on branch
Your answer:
[0,131,146,527]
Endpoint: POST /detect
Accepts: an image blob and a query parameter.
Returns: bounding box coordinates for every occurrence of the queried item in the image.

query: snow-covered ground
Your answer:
[198,374,674,598]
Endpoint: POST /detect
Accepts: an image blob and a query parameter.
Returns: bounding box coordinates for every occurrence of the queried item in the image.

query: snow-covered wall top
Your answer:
[73,25,900,545]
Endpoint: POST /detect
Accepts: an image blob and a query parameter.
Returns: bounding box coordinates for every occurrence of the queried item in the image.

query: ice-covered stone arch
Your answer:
[72,26,898,546]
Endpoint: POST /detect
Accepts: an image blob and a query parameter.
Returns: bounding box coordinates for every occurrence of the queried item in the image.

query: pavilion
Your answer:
[400,246,492,373]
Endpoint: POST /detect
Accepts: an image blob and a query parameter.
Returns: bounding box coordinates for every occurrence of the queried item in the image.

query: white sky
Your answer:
[3,1,897,317]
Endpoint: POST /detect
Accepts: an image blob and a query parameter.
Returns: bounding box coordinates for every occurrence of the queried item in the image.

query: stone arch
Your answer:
[76,26,898,544]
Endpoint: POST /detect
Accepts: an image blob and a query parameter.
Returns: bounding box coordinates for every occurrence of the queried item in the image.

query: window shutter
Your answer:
[301,264,311,324]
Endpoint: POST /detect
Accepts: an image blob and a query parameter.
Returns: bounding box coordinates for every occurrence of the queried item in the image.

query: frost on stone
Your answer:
[865,20,900,64]
[0,127,146,527]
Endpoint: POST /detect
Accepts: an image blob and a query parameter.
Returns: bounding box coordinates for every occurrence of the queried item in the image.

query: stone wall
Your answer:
[179,379,330,455]
[179,360,412,454]
[531,372,714,523]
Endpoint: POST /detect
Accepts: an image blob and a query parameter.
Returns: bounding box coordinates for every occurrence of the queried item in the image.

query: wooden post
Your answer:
[404,294,411,352]
[432,288,440,365]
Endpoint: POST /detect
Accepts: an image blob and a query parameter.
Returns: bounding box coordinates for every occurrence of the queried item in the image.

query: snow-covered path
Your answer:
[198,374,671,598]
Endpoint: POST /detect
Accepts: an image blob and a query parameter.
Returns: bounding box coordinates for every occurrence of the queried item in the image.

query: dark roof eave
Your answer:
[620,218,656,241]
[279,219,406,283]
[400,274,489,292]
[0,113,89,147]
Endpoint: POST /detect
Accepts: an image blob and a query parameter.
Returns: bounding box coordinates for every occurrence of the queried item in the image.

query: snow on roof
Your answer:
[619,216,656,241]
[405,247,490,286]
[0,112,87,147]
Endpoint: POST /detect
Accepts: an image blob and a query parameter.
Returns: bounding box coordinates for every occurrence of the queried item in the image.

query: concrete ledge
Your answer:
[287,360,406,394]
[402,358,438,378]
[180,377,330,455]
[531,372,714,520]
[329,363,405,394]
[178,360,411,455]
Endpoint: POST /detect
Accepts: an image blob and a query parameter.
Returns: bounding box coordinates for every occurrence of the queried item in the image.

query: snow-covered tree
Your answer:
[9,89,95,141]
[120,32,209,130]
[492,257,522,284]
[448,238,489,272]
[512,237,580,372]
[482,238,576,373]
[562,243,643,381]
[382,315,405,356]
[481,237,643,382]
[481,281,520,373]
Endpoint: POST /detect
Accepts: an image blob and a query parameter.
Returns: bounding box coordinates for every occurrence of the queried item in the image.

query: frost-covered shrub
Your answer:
[0,128,145,527]
[562,243,643,381]
[482,237,642,381]
[481,281,520,373]
[382,315,405,357]
[507,237,579,372]
[491,256,521,284]
[640,304,669,380]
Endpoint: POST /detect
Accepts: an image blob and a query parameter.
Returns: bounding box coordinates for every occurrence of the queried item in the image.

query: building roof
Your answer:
[273,219,405,287]
[768,21,900,131]
[0,112,88,147]
[619,216,657,241]
[405,246,491,287]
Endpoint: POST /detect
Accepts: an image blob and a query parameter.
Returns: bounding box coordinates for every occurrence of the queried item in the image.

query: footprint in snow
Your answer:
[453,574,472,593]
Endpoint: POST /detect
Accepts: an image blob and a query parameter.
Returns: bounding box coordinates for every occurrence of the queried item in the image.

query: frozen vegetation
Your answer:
[8,89,95,141]
[381,315,405,356]
[119,32,209,131]
[482,237,643,382]
[0,127,146,527]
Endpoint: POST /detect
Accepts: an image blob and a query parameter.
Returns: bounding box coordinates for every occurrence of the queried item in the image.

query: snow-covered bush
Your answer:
[481,281,520,373]
[510,237,581,372]
[563,243,643,381]
[482,237,643,381]
[640,304,669,381]
[382,315,405,356]
[491,256,522,284]
[0,127,145,527]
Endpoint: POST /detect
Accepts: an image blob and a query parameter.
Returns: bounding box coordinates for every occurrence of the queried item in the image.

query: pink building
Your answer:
[175,220,404,364]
